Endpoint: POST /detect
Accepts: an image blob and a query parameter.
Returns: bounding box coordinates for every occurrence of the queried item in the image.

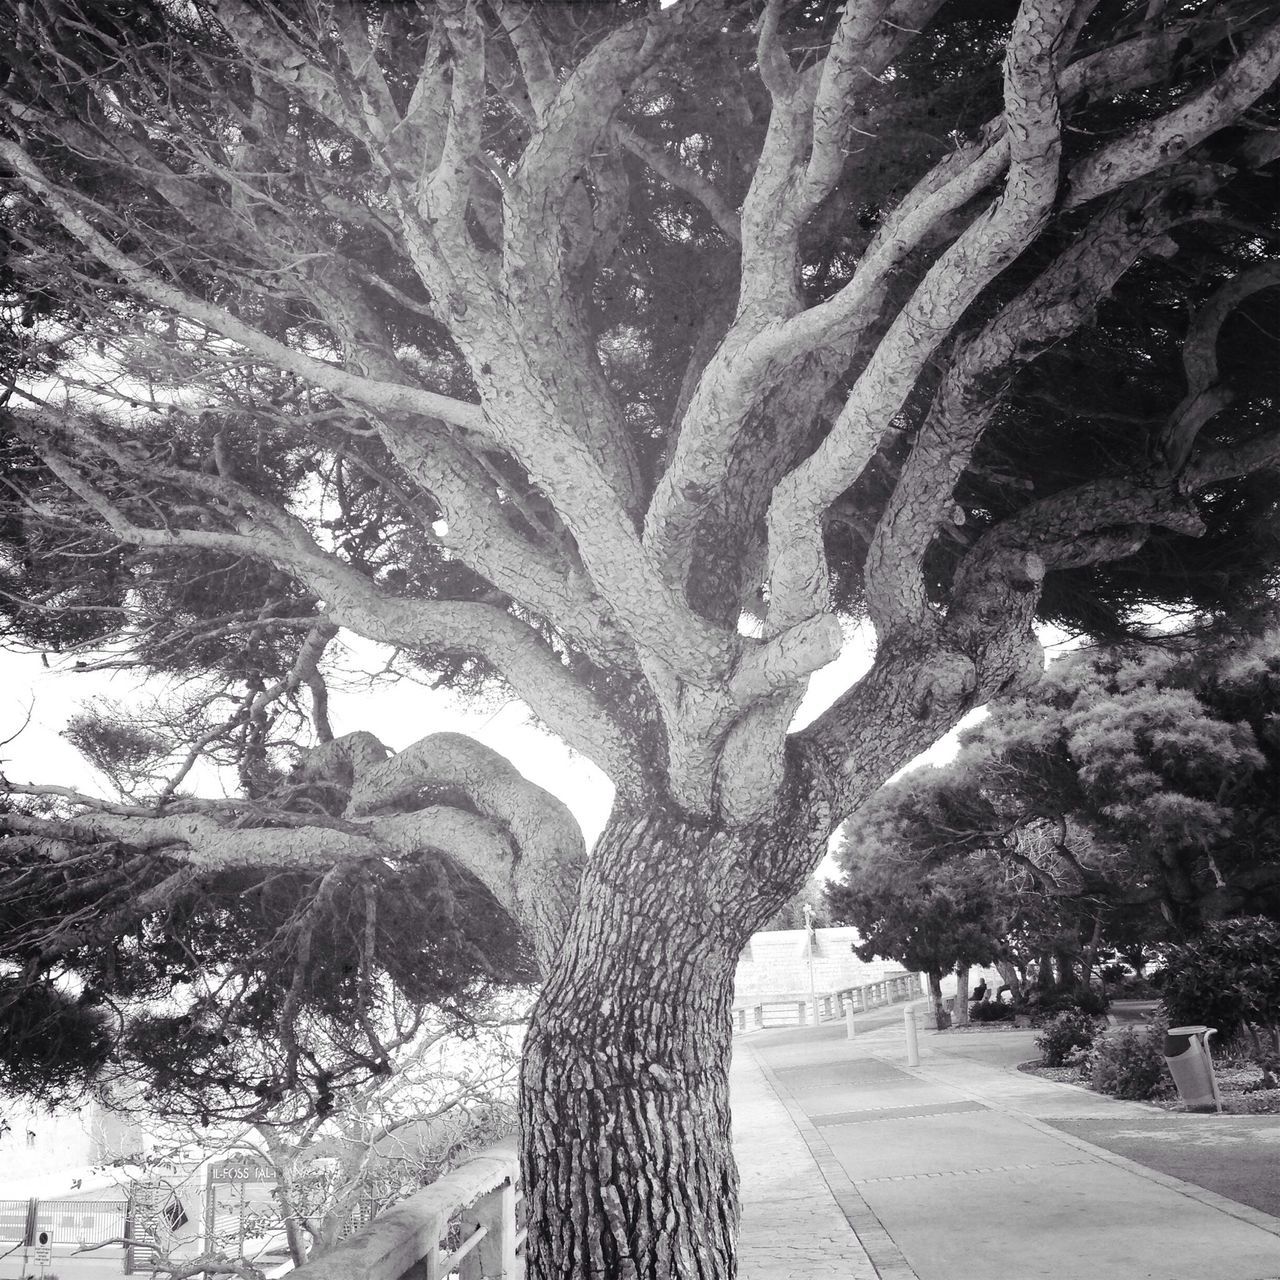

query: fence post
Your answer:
[796,1000,807,1025]
[462,1180,517,1279]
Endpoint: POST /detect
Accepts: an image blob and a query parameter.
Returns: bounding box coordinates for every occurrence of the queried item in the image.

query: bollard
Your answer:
[904,1003,919,1067]
[846,1000,857,1039]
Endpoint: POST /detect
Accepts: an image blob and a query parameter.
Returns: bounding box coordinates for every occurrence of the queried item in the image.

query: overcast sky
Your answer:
[4,621,988,857]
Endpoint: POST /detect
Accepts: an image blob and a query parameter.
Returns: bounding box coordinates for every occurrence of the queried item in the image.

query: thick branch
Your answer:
[1065,15,1280,210]
[763,0,1074,633]
[346,732,587,968]
[865,185,1189,634]
[1162,260,1280,472]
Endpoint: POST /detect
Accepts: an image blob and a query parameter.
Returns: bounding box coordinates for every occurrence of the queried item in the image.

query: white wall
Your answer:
[733,927,907,1004]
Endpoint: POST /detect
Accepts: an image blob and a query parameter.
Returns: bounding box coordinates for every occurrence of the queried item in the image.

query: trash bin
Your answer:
[1163,1025,1222,1111]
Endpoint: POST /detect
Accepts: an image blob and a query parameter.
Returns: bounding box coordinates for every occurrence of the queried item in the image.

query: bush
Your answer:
[1101,967,1161,999]
[1091,1022,1171,1100]
[1036,1010,1100,1067]
[1160,917,1280,1057]
[970,1001,1015,1022]
[1026,987,1110,1025]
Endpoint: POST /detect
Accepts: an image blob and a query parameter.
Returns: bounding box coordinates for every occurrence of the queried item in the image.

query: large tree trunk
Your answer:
[519,805,809,1280]
[994,960,1022,1003]
[1052,948,1078,992]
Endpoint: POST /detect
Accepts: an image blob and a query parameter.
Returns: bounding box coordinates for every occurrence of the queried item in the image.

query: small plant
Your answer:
[1036,1010,1099,1067]
[970,1001,1015,1022]
[1091,1022,1171,1100]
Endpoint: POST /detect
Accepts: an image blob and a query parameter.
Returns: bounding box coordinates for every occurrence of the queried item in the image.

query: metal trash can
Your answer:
[1163,1025,1222,1111]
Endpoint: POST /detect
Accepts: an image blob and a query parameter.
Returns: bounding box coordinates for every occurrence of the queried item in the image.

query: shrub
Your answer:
[1091,1022,1171,1100]
[1026,987,1110,1025]
[1036,1010,1099,1067]
[970,1001,1015,1022]
[1160,917,1280,1058]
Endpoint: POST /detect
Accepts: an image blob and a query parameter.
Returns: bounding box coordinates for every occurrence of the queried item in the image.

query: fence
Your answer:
[0,1198,130,1248]
[732,971,923,1031]
[289,1138,522,1280]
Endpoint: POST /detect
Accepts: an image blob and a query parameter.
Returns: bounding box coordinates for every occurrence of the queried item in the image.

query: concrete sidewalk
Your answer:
[732,1015,1280,1280]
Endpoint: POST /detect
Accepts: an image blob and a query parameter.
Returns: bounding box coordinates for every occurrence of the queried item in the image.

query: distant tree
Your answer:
[827,834,1007,1028]
[832,619,1280,984]
[118,1009,521,1269]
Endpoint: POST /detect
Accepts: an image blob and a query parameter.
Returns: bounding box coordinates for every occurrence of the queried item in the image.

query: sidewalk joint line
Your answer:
[746,1043,923,1280]
[853,1157,1095,1185]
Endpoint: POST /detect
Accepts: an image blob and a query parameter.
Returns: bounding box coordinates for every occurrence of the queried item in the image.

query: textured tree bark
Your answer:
[519,805,808,1280]
[953,963,971,1027]
[927,969,948,1030]
[994,961,1023,1004]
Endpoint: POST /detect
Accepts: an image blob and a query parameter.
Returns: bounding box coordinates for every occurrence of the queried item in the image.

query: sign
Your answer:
[34,1244,52,1263]
[210,1161,274,1185]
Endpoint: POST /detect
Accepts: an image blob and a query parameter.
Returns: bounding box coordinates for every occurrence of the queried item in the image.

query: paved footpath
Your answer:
[732,1011,1280,1280]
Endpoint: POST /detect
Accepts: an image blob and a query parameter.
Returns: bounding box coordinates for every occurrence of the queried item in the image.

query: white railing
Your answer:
[289,1138,523,1280]
[732,970,924,1031]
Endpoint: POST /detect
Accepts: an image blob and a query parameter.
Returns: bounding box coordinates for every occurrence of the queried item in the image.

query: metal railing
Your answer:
[732,971,923,1031]
[0,1196,129,1247]
[289,1138,523,1280]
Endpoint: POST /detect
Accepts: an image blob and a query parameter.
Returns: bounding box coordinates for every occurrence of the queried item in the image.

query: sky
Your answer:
[4,620,988,856]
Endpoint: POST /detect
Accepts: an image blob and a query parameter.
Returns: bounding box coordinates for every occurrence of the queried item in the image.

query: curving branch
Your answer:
[763,0,1075,634]
[15,416,641,790]
[1064,15,1280,210]
[1161,260,1280,473]
[864,183,1194,635]
[346,731,587,968]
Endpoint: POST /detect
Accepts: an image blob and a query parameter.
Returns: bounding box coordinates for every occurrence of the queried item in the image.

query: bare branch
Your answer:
[865,184,1194,634]
[1065,16,1280,209]
[0,141,487,436]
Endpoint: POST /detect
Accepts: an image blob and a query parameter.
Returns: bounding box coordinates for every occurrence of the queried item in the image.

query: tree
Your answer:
[828,819,1010,1027]
[848,619,1280,953]
[3,2,1280,1275]
[116,1008,521,1269]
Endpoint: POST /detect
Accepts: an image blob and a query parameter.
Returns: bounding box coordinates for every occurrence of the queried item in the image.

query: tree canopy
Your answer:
[831,616,1280,984]
[3,2,1280,1275]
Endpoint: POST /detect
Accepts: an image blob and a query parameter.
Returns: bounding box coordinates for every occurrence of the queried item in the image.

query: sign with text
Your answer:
[210,1161,274,1185]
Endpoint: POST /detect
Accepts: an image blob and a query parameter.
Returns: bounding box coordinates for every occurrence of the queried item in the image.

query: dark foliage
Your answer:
[0,830,534,1116]
[1035,1009,1099,1067]
[1159,916,1280,1055]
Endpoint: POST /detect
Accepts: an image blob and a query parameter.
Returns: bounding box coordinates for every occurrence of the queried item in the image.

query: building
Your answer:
[733,925,909,1008]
